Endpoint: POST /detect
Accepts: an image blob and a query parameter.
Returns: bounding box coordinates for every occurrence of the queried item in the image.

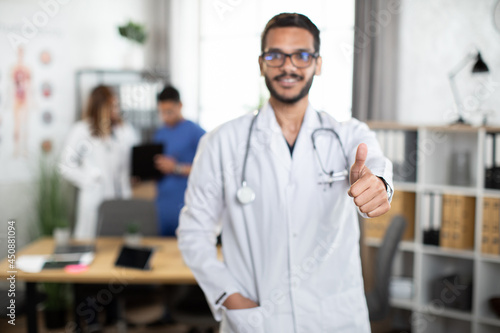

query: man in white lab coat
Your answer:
[178,13,393,332]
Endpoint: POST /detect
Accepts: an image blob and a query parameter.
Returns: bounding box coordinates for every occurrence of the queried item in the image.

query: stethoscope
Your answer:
[236,109,349,205]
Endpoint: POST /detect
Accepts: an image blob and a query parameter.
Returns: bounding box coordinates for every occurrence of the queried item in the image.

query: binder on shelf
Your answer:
[440,194,475,250]
[481,198,493,254]
[440,194,453,248]
[433,194,442,245]
[375,129,418,183]
[403,131,418,183]
[456,197,476,249]
[423,193,440,246]
[422,193,432,245]
[491,199,500,254]
[485,133,500,190]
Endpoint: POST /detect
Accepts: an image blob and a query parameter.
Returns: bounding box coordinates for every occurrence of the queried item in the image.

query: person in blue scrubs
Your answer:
[154,86,205,236]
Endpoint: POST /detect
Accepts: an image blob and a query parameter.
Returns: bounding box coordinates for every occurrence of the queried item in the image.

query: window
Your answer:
[170,0,355,130]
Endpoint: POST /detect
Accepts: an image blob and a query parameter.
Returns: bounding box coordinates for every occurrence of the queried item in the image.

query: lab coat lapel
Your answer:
[255,102,292,172]
[289,104,322,174]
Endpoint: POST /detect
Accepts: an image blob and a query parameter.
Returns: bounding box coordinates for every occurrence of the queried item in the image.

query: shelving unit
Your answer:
[365,123,500,333]
[75,69,169,143]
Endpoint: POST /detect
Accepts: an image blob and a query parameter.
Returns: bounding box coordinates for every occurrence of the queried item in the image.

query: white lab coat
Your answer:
[59,121,138,240]
[178,102,393,333]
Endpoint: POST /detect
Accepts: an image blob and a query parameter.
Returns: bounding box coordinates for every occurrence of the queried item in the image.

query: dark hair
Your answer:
[157,85,181,103]
[261,13,320,53]
[84,85,116,137]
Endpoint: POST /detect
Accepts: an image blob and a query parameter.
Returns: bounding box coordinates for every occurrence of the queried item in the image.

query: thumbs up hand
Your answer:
[348,143,391,217]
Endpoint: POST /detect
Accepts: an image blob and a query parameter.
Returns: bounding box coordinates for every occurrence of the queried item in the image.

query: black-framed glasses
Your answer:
[261,51,319,68]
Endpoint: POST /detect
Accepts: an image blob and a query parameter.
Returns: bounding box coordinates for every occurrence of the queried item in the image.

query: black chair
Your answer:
[365,215,407,321]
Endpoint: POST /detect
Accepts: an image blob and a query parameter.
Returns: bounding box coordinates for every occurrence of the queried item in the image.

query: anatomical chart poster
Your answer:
[0,2,72,183]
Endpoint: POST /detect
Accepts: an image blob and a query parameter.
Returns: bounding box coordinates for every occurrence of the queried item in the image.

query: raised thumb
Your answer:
[350,143,367,184]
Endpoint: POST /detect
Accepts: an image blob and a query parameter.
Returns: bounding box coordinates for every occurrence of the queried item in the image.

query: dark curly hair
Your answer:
[261,13,320,53]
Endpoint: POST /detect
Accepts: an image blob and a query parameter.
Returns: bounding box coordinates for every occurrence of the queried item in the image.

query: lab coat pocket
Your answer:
[320,288,370,332]
[221,306,265,333]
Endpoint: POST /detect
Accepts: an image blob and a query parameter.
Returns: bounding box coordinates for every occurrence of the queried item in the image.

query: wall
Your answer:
[0,0,168,257]
[397,0,500,125]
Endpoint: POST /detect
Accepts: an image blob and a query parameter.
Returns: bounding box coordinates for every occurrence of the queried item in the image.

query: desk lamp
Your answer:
[448,51,490,125]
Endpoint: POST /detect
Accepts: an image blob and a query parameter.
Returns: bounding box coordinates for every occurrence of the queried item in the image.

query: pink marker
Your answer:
[64,264,89,274]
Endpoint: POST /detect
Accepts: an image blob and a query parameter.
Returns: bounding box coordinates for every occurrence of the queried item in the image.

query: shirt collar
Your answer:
[255,100,321,132]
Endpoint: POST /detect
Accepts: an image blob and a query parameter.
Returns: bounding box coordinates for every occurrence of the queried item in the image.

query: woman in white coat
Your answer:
[59,85,138,240]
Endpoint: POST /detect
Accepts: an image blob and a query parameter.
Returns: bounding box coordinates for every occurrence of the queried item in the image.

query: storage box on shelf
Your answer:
[365,190,416,241]
[481,197,500,255]
[441,194,476,250]
[366,122,500,333]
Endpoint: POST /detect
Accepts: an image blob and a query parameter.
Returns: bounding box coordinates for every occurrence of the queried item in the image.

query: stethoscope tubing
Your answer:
[240,109,349,193]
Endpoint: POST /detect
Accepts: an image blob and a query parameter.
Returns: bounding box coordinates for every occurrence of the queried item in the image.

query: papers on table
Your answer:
[16,255,48,273]
[16,251,95,273]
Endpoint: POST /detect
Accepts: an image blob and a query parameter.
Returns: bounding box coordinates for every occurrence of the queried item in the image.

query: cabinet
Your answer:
[75,69,169,143]
[365,123,500,333]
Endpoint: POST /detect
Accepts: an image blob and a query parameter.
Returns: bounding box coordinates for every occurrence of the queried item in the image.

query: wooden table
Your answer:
[0,237,198,333]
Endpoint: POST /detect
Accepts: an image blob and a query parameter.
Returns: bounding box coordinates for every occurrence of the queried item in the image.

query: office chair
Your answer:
[74,199,164,333]
[365,215,407,321]
[98,199,158,237]
[99,199,165,323]
[98,199,217,332]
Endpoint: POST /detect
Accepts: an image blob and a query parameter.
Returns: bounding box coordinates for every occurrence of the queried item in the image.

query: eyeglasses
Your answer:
[261,51,319,68]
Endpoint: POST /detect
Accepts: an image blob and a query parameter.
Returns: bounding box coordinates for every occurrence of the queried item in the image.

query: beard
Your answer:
[264,72,315,104]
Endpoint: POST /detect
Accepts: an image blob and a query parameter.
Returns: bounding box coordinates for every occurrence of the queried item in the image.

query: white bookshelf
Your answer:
[366,124,500,333]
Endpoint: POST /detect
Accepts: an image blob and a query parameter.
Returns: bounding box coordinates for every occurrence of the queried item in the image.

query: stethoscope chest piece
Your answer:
[237,181,255,205]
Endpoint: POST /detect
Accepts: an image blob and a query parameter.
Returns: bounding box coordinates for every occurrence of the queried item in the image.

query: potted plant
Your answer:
[36,155,72,328]
[41,283,70,329]
[118,20,148,69]
[124,222,141,246]
[118,21,147,44]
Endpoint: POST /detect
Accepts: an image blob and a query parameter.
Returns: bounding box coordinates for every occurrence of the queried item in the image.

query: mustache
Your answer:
[273,73,303,81]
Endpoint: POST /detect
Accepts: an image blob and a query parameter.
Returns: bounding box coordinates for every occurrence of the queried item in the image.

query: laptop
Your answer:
[49,213,106,268]
[53,244,95,254]
[131,143,165,180]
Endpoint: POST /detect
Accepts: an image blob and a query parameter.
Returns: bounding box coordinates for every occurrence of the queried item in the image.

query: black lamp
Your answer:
[448,51,490,125]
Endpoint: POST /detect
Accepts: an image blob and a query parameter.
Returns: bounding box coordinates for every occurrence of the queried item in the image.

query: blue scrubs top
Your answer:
[153,120,205,236]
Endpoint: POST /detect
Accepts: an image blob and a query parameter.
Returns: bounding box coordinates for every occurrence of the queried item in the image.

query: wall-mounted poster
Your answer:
[0,2,72,183]
[12,46,32,158]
